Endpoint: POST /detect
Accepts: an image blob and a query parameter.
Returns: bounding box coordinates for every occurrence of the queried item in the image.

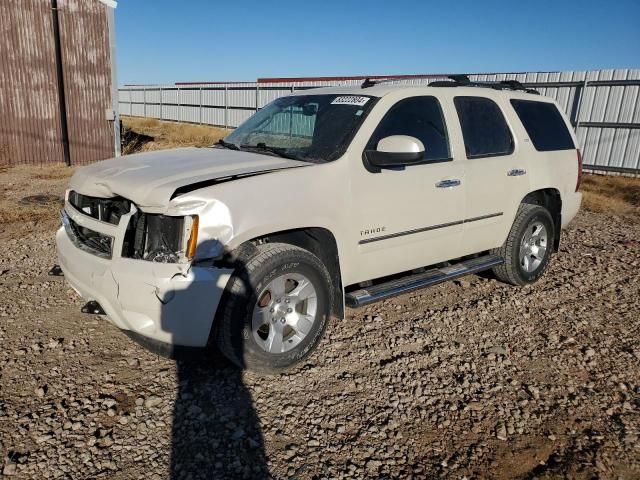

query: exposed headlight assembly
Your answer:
[122,213,198,263]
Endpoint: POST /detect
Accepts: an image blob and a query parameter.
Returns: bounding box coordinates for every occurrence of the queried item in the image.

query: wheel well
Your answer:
[522,189,562,251]
[235,228,344,320]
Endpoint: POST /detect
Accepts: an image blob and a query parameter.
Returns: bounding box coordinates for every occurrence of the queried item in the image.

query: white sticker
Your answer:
[331,96,370,106]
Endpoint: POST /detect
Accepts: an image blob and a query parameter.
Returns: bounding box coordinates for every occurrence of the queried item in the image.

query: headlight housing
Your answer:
[122,213,198,263]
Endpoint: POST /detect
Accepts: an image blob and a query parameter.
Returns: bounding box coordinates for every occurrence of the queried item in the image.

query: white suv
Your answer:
[56,76,582,373]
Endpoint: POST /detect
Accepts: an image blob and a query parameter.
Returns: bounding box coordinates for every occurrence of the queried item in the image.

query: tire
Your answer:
[215,242,333,375]
[491,203,555,286]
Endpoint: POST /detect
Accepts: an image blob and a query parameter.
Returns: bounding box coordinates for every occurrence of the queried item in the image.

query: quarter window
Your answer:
[454,97,514,158]
[367,96,451,162]
[510,99,575,151]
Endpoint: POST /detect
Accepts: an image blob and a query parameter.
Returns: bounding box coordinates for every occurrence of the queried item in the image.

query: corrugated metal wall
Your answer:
[0,0,116,166]
[119,69,640,174]
[0,0,62,166]
[58,0,115,165]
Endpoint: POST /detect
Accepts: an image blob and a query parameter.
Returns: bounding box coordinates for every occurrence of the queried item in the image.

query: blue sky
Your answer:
[115,0,640,85]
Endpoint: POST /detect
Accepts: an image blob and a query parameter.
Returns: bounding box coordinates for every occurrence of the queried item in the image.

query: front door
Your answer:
[348,95,466,284]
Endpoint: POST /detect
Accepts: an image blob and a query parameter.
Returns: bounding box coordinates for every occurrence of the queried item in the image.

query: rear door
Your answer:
[454,95,531,255]
[349,95,466,283]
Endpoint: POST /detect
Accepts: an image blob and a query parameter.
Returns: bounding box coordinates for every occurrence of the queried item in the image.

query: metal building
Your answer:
[0,0,120,166]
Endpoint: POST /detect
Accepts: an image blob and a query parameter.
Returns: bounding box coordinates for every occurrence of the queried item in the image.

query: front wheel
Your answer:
[215,243,333,374]
[492,203,555,286]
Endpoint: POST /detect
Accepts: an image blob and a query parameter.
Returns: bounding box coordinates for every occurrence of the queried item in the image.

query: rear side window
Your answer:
[454,97,514,158]
[510,100,575,151]
[367,96,451,162]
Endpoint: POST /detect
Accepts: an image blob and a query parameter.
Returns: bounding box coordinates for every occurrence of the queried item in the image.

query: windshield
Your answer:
[222,94,377,163]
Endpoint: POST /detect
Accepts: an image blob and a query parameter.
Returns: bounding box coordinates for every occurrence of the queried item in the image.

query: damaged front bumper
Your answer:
[55,202,232,350]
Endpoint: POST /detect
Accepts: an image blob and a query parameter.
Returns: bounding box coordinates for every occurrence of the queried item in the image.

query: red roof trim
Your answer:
[174,81,255,85]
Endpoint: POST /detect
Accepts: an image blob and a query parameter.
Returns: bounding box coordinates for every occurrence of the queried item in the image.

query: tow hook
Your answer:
[49,265,64,276]
[81,300,105,315]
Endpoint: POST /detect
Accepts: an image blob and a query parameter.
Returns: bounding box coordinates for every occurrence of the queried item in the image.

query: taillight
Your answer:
[576,149,583,191]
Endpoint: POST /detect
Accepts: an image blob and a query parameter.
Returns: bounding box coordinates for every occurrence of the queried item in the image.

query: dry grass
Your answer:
[29,164,76,180]
[581,173,640,219]
[0,201,57,226]
[121,116,230,154]
[0,165,69,239]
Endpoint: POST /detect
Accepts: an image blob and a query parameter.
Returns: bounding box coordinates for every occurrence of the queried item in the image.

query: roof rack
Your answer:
[360,75,447,89]
[361,74,539,94]
[430,75,540,94]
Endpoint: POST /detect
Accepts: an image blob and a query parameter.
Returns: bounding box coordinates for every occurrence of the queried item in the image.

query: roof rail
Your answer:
[360,74,447,89]
[431,75,540,94]
[361,74,539,94]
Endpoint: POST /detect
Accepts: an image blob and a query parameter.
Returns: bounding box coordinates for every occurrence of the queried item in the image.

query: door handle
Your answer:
[436,179,461,188]
[507,169,527,177]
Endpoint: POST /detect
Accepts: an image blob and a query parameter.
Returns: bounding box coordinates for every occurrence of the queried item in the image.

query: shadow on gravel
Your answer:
[170,352,268,479]
[164,253,269,479]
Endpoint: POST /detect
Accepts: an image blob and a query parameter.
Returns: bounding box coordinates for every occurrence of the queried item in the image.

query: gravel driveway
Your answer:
[1,170,639,479]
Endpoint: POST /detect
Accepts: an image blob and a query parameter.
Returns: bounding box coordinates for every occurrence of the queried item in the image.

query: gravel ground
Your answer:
[1,169,639,479]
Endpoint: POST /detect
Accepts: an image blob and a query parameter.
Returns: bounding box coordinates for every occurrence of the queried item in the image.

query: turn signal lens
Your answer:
[186,215,199,259]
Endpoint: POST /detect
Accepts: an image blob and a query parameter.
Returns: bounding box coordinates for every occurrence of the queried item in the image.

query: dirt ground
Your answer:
[1,158,639,479]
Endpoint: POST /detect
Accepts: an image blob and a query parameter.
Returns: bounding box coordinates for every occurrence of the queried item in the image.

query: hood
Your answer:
[69,147,310,208]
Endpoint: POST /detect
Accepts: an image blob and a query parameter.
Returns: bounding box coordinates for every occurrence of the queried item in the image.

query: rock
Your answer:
[2,462,17,476]
[526,385,540,400]
[144,396,162,408]
[487,346,509,356]
[496,423,508,441]
[366,459,382,471]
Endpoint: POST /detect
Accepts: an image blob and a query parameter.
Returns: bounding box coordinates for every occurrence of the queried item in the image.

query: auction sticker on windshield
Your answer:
[331,96,370,106]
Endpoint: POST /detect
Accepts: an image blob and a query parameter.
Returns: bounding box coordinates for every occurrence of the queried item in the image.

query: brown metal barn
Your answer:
[0,0,119,166]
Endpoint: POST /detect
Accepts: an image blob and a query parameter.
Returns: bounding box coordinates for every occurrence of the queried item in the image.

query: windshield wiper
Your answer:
[241,143,303,161]
[215,139,240,150]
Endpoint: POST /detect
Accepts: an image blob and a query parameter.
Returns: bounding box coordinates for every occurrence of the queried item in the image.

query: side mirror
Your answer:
[364,135,425,172]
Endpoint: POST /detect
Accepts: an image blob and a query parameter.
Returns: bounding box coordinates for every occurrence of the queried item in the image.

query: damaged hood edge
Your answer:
[69,147,312,210]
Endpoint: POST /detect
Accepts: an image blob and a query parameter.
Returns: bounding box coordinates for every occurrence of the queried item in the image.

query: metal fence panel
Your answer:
[228,109,253,128]
[146,104,161,119]
[202,107,226,126]
[202,89,226,107]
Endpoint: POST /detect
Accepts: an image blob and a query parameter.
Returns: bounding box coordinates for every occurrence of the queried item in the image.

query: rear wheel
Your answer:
[215,243,332,374]
[492,204,555,286]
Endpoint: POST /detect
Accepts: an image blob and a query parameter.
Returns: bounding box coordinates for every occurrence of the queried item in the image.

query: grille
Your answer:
[68,190,131,226]
[61,210,113,259]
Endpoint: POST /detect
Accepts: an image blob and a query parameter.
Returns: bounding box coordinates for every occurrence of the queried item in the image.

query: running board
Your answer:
[345,254,504,307]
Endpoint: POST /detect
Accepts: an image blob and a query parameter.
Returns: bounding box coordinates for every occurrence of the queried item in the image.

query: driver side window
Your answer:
[367,96,451,162]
